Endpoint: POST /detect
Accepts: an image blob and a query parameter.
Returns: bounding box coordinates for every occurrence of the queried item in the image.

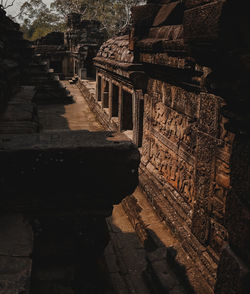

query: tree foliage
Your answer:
[51,0,146,36]
[18,0,146,40]
[19,0,65,40]
[0,0,16,10]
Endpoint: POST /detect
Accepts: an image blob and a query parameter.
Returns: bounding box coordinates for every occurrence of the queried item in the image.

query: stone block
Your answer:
[215,245,250,294]
[0,256,32,294]
[184,0,212,9]
[152,2,184,27]
[0,214,33,256]
[0,131,140,213]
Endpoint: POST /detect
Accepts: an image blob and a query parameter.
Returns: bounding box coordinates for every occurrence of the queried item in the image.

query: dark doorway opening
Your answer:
[111,84,119,117]
[122,90,133,130]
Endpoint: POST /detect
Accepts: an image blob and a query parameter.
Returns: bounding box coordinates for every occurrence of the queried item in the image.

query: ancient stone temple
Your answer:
[65,13,105,79]
[1,1,250,293]
[0,6,139,294]
[33,13,105,80]
[77,0,250,293]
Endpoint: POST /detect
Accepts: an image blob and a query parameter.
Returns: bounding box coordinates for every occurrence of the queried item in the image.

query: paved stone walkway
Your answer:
[38,81,104,132]
[105,187,188,294]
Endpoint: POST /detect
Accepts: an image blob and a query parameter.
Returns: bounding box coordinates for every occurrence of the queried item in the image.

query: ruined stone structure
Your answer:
[87,34,146,146]
[0,7,32,116]
[77,1,250,293]
[33,13,105,80]
[65,13,105,79]
[33,31,66,78]
[0,7,139,294]
[1,1,250,293]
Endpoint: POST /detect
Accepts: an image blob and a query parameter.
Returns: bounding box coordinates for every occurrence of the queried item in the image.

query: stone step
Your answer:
[106,202,187,294]
[118,190,189,294]
[105,204,150,294]
[0,214,33,294]
[0,86,39,134]
[0,121,39,134]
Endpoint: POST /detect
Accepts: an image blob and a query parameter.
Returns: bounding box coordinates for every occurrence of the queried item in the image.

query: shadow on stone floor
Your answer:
[105,203,196,294]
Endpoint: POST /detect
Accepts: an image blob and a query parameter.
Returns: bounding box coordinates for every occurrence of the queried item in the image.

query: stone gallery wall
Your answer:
[133,1,250,293]
[88,0,250,293]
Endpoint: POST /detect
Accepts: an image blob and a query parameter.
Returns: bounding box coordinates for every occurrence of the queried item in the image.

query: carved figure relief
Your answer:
[151,102,195,150]
[150,138,195,204]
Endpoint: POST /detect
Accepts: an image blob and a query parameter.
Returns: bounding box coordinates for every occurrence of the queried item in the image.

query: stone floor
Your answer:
[105,187,188,294]
[0,214,33,294]
[1,78,191,294]
[36,80,190,294]
[38,81,104,132]
[0,80,112,294]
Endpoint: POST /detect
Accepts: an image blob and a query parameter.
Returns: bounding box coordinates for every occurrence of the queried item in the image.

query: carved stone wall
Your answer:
[136,1,250,293]
[88,0,250,293]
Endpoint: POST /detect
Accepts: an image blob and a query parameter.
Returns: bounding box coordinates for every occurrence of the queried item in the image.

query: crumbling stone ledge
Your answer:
[0,130,140,214]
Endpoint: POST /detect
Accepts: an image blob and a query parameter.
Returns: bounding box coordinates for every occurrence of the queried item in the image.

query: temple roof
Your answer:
[96,35,134,64]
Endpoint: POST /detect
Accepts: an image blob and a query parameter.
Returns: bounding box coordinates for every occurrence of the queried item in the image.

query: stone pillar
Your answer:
[108,81,113,118]
[62,57,68,77]
[132,90,144,147]
[96,71,99,100]
[80,68,87,80]
[118,86,123,132]
[101,79,109,108]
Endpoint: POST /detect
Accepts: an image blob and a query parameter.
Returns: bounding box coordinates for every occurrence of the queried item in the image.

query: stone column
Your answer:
[118,86,123,132]
[101,79,109,108]
[108,81,113,118]
[132,90,144,147]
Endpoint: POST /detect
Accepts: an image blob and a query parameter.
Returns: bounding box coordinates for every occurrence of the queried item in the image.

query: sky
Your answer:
[6,0,53,17]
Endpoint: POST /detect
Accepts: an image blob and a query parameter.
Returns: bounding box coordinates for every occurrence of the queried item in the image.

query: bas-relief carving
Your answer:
[151,101,197,154]
[195,133,216,207]
[217,114,235,161]
[145,78,231,248]
[199,93,218,137]
[141,135,151,165]
[148,78,201,117]
[209,219,228,255]
[149,137,195,204]
[191,132,218,244]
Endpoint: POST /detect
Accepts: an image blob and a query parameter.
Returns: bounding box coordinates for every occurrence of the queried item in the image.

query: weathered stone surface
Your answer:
[183,0,250,65]
[0,214,33,294]
[215,245,250,294]
[0,257,32,294]
[152,2,184,27]
[97,35,134,63]
[0,7,31,114]
[89,0,250,293]
[0,214,33,256]
[224,135,250,264]
[0,131,140,212]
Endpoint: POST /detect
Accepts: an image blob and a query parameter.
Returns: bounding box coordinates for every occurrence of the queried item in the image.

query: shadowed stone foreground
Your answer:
[0,131,139,212]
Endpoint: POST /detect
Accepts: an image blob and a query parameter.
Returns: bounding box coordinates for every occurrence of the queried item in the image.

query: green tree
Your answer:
[50,0,146,37]
[18,0,146,40]
[19,0,65,40]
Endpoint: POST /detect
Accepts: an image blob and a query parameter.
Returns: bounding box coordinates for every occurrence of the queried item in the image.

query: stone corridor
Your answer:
[38,81,103,132]
[1,1,250,294]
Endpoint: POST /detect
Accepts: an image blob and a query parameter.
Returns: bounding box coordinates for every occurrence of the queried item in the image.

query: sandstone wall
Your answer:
[135,1,250,293]
[83,1,249,292]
